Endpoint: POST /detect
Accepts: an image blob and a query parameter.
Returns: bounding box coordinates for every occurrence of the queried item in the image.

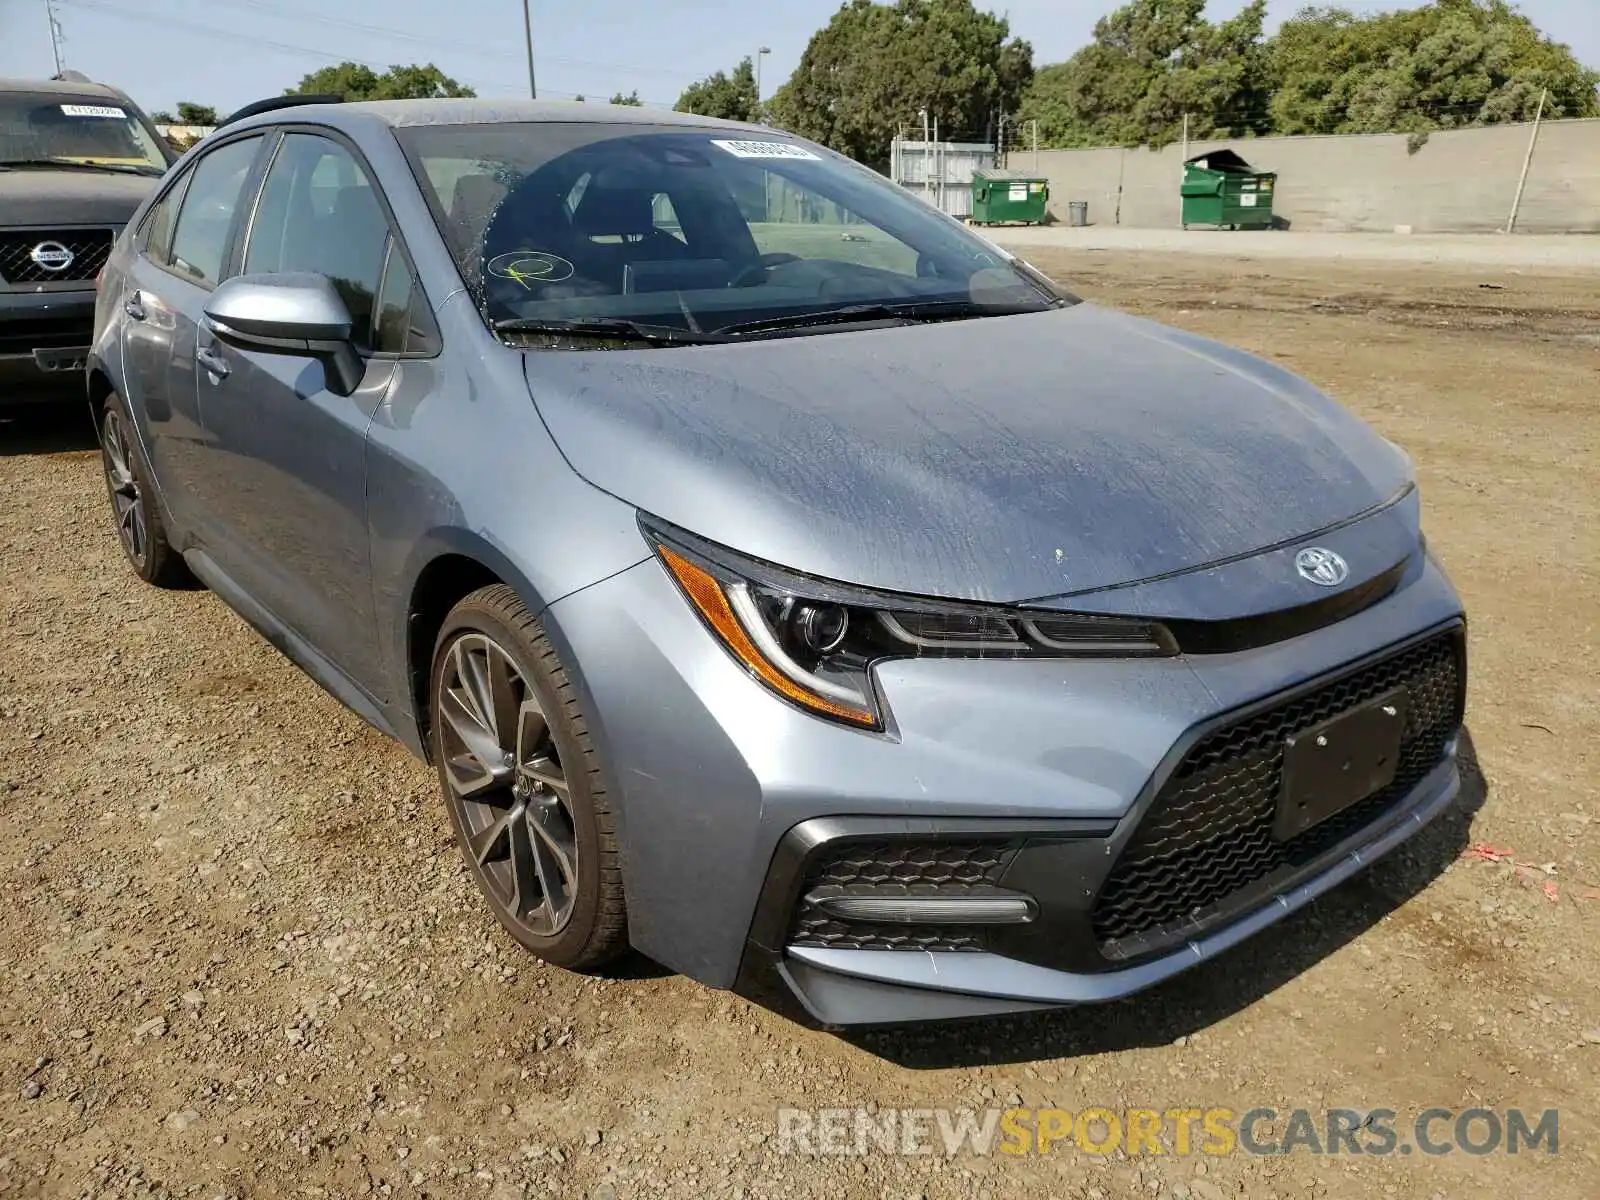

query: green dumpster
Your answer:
[1181,149,1276,230]
[969,168,1049,226]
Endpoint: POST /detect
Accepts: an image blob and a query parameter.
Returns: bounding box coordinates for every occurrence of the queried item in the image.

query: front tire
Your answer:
[430,585,628,971]
[98,391,192,588]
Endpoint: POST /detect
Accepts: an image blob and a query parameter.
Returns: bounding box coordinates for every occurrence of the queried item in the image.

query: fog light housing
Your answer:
[810,891,1036,925]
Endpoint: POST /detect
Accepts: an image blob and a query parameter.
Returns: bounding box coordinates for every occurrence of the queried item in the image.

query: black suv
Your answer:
[1,72,173,408]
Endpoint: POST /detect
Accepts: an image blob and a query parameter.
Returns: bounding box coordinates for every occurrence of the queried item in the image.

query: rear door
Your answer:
[189,129,435,696]
[119,133,266,534]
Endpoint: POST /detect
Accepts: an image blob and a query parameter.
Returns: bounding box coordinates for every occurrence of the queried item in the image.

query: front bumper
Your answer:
[745,750,1458,1026]
[0,288,96,399]
[545,547,1466,1025]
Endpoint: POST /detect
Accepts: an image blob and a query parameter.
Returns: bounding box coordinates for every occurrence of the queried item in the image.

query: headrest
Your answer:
[572,186,656,236]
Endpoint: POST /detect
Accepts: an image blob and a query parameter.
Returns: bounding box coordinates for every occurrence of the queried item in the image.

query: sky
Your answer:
[1,0,1595,119]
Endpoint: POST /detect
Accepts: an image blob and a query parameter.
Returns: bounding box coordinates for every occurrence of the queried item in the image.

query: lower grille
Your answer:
[0,229,113,285]
[1092,630,1463,956]
[0,315,93,355]
[788,839,1018,952]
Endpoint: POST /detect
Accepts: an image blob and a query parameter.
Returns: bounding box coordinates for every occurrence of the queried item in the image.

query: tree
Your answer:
[1267,0,1599,135]
[609,90,642,106]
[769,0,1033,168]
[676,57,761,122]
[175,101,218,125]
[1017,0,1270,148]
[286,62,475,101]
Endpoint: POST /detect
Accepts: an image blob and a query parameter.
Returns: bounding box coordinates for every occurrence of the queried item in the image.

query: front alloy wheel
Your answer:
[429,585,627,970]
[437,632,579,936]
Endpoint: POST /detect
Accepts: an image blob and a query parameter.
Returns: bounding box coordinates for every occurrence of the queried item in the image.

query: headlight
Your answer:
[645,518,1176,731]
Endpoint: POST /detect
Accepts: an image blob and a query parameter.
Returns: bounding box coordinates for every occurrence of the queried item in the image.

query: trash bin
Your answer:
[1068,200,1088,227]
[1180,149,1276,230]
[969,168,1049,226]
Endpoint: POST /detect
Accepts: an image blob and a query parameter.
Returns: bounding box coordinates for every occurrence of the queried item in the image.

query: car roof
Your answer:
[223,97,768,137]
[0,76,127,100]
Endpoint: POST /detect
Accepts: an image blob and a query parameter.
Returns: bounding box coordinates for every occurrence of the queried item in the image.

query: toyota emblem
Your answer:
[1295,547,1349,587]
[29,241,76,273]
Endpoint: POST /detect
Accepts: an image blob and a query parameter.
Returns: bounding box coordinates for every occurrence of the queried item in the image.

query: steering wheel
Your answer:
[728,252,802,288]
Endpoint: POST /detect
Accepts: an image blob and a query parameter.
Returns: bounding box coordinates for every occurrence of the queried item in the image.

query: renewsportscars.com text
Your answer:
[776,1106,1559,1158]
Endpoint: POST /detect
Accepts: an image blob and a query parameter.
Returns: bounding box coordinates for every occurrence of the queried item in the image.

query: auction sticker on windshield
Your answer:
[60,104,127,119]
[711,139,820,161]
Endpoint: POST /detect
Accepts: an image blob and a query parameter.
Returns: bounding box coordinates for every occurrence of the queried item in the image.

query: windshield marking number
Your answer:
[60,104,128,119]
[710,139,820,161]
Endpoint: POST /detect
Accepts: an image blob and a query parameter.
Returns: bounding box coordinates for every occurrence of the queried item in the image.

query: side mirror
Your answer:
[204,272,364,397]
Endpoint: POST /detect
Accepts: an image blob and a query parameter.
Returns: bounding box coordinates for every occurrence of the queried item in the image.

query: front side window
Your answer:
[0,94,167,176]
[167,135,264,287]
[399,123,1068,345]
[244,133,392,350]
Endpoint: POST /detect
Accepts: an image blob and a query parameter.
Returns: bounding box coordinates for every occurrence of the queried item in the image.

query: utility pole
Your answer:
[1506,88,1548,234]
[44,0,64,76]
[521,0,537,99]
[1031,118,1039,174]
[755,46,770,104]
[920,107,931,207]
[1180,112,1190,228]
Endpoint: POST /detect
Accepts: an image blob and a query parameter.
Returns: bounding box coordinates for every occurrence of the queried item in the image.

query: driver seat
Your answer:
[570,185,688,291]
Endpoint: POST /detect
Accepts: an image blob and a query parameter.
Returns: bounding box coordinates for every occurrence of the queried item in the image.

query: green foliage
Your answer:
[1017,0,1270,148]
[1018,0,1596,149]
[676,58,761,123]
[609,91,643,106]
[174,102,218,125]
[1267,0,1599,134]
[768,0,1033,168]
[286,63,476,102]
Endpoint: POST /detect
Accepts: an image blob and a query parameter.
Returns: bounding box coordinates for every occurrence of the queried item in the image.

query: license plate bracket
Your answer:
[1274,688,1408,841]
[33,347,90,373]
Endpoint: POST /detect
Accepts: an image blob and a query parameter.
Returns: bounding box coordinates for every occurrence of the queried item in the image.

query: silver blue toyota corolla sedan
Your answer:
[88,98,1466,1028]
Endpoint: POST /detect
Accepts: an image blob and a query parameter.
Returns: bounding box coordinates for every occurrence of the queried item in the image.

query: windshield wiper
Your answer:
[493,316,729,347]
[712,299,1044,340]
[0,158,162,176]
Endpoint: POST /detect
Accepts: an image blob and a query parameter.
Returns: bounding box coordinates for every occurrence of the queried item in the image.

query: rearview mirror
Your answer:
[203,272,363,397]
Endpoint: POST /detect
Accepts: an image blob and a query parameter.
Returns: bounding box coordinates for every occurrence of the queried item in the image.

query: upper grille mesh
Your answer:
[0,229,113,285]
[1092,631,1463,954]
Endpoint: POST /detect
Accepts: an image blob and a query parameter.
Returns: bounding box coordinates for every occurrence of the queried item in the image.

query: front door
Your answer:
[188,131,414,696]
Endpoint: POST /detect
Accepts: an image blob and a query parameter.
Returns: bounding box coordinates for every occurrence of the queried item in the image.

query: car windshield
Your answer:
[398,122,1068,344]
[0,94,168,175]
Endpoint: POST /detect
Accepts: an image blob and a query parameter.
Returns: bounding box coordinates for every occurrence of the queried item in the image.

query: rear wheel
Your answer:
[430,585,628,970]
[99,392,192,587]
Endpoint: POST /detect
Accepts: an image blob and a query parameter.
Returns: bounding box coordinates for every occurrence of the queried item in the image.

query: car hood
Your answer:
[521,304,1414,603]
[0,169,157,227]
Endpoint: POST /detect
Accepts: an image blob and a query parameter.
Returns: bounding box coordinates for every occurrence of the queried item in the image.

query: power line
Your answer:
[70,0,702,84]
[55,0,678,104]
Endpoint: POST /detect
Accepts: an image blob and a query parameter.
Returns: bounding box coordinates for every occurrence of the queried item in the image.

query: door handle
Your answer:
[123,292,146,321]
[196,345,231,380]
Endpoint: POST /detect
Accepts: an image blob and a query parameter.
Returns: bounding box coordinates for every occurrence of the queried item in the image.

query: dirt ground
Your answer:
[2,252,1597,1200]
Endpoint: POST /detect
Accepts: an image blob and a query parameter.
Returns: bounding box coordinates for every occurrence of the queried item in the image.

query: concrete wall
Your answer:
[1018,118,1600,234]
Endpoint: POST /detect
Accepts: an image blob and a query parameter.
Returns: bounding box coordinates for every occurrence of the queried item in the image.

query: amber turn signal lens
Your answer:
[657,544,877,726]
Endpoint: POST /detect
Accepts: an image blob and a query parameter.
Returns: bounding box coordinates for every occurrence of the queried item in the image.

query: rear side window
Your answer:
[244,133,391,351]
[140,174,186,263]
[167,135,263,287]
